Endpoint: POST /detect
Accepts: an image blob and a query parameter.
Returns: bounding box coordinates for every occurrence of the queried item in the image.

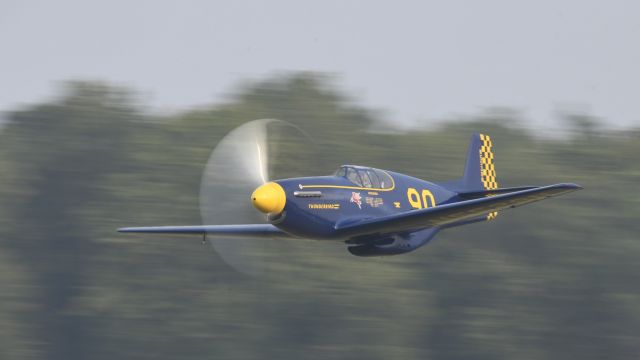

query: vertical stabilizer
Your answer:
[441,133,499,220]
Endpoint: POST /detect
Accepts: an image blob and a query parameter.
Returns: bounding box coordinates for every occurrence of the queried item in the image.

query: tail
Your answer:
[463,133,498,192]
[440,133,499,220]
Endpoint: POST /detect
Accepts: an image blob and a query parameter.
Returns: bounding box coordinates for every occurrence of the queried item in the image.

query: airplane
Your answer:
[119,121,582,257]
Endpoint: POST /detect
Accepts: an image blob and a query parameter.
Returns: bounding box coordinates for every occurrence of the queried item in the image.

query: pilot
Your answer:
[361,172,372,188]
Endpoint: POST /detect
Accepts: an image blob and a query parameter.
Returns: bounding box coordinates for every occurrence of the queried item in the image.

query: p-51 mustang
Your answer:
[119,119,581,257]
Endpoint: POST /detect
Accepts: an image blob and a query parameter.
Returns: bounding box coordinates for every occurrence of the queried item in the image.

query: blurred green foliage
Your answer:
[0,73,639,360]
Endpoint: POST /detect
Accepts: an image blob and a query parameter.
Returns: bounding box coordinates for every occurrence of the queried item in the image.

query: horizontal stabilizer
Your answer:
[456,186,538,200]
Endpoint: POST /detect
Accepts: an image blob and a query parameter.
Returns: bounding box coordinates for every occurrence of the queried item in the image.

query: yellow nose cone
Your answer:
[251,182,286,214]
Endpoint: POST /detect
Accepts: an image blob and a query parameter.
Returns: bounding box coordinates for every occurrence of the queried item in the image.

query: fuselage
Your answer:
[260,165,459,240]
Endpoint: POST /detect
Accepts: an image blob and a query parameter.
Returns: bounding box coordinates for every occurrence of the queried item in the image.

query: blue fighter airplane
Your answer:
[119,121,581,257]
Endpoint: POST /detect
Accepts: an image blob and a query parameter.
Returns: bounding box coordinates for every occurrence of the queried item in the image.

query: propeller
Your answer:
[199,119,319,277]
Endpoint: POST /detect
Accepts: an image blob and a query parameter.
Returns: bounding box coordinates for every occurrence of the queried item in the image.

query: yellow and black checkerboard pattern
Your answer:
[479,134,498,220]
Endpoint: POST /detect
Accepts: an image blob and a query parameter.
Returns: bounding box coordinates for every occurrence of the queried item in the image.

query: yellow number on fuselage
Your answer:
[407,188,436,209]
[407,188,421,209]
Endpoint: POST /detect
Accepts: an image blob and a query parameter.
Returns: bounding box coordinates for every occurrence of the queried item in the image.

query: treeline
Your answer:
[0,73,638,360]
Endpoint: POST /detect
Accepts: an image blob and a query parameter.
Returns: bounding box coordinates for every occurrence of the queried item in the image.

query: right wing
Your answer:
[335,183,582,238]
[118,224,294,238]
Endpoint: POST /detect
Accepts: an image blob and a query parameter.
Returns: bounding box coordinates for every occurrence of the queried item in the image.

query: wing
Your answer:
[118,224,294,238]
[335,183,582,238]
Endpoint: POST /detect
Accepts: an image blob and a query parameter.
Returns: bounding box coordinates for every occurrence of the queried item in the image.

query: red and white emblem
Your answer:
[350,192,362,209]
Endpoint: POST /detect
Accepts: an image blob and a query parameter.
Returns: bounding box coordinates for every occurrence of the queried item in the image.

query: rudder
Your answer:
[477,134,499,220]
[443,133,499,220]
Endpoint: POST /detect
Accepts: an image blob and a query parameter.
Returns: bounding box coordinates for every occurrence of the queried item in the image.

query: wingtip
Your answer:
[553,183,583,191]
[565,183,583,190]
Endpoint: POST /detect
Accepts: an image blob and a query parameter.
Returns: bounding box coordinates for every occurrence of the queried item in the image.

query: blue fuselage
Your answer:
[272,170,458,240]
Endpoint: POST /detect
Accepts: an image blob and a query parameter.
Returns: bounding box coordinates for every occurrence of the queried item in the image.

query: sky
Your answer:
[1,0,639,130]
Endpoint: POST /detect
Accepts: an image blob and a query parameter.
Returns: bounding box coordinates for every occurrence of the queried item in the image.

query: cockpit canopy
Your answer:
[334,165,394,189]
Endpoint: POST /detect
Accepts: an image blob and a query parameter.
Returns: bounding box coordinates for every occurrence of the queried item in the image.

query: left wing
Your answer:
[335,183,582,238]
[118,224,294,238]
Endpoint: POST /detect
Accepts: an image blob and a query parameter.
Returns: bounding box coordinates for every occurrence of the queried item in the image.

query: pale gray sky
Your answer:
[1,0,639,129]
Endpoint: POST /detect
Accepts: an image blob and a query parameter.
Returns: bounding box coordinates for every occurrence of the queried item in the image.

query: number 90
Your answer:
[407,188,436,209]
